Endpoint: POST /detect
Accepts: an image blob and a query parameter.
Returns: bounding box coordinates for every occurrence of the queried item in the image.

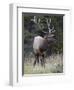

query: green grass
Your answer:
[24,54,63,74]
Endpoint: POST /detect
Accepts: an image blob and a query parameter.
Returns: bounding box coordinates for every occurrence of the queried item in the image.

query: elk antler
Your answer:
[46,18,51,28]
[42,31,48,34]
[46,18,56,33]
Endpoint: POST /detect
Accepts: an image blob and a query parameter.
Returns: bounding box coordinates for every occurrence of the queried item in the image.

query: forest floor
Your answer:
[24,54,63,74]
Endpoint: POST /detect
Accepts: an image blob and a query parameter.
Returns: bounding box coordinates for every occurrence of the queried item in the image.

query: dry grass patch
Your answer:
[24,54,63,74]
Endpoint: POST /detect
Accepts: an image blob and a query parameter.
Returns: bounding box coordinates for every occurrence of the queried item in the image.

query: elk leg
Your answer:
[33,54,39,66]
[41,54,45,67]
[33,59,36,66]
[36,54,39,65]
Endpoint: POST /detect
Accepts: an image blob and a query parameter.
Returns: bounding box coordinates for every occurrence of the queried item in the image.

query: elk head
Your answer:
[42,18,56,43]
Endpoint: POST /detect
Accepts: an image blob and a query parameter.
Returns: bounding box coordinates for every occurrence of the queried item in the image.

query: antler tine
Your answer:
[33,16,37,23]
[38,18,40,23]
[49,18,51,23]
[52,26,54,30]
[42,31,48,34]
[45,18,48,24]
[46,18,52,28]
[51,26,56,33]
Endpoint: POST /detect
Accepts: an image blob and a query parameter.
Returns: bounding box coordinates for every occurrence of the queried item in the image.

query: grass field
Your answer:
[24,54,63,74]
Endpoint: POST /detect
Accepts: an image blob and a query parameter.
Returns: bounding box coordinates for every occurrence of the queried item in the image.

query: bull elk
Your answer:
[33,17,56,67]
